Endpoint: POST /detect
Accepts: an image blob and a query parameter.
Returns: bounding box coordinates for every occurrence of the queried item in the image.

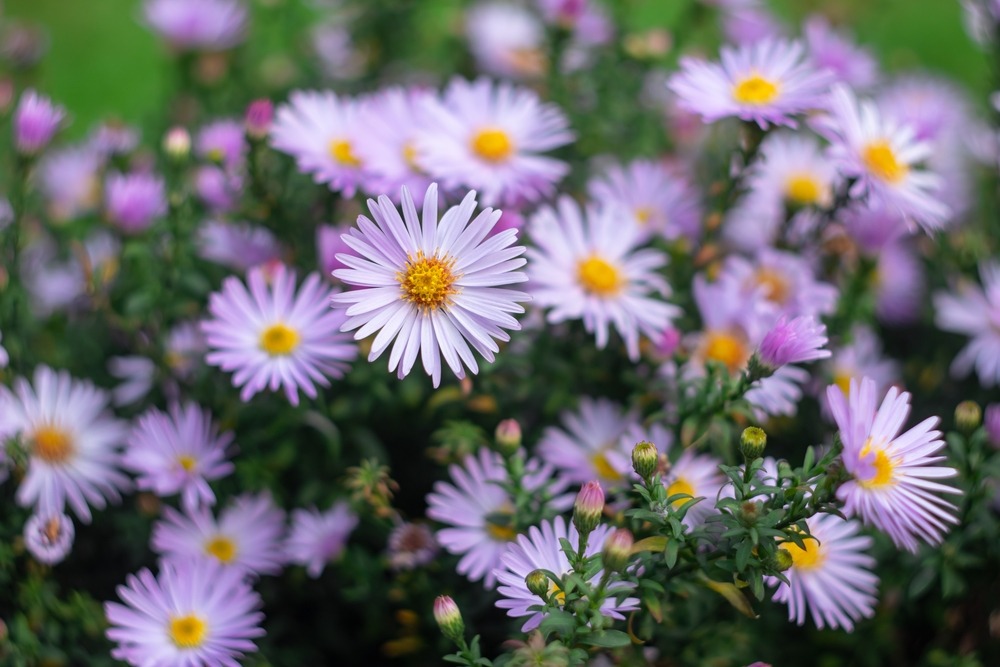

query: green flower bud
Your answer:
[495,418,522,457]
[525,569,550,599]
[768,548,794,572]
[601,528,634,573]
[955,401,981,433]
[740,426,767,461]
[631,440,658,480]
[433,595,464,644]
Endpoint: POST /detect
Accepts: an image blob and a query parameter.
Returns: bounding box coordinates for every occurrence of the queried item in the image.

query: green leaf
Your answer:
[630,536,667,554]
[580,629,632,648]
[697,573,758,619]
[538,610,577,637]
[664,538,680,569]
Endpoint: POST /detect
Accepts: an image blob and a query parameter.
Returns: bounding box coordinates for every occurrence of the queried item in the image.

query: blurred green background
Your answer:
[3,0,989,138]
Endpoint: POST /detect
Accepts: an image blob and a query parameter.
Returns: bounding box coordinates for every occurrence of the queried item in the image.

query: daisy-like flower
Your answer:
[105,558,265,667]
[416,77,574,206]
[803,15,878,90]
[123,402,235,512]
[196,119,246,169]
[13,89,66,155]
[465,2,546,79]
[143,0,249,52]
[152,492,286,576]
[527,197,680,360]
[494,517,639,631]
[166,321,207,379]
[716,248,838,321]
[934,261,1000,387]
[663,449,725,528]
[285,501,358,578]
[768,513,878,631]
[197,220,282,271]
[270,90,368,197]
[387,521,439,570]
[816,84,948,232]
[195,165,241,213]
[756,315,831,370]
[331,183,529,387]
[107,356,156,407]
[0,366,130,522]
[104,172,168,234]
[24,512,75,565]
[587,159,702,242]
[38,146,103,222]
[826,377,961,552]
[202,264,356,405]
[667,39,833,129]
[427,448,571,587]
[823,325,900,404]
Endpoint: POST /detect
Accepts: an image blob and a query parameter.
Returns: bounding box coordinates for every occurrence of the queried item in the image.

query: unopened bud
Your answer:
[163,127,190,160]
[632,440,658,480]
[955,401,981,433]
[244,99,273,140]
[495,418,522,457]
[740,427,767,461]
[738,501,761,525]
[572,481,604,536]
[433,595,464,644]
[768,547,794,572]
[525,569,550,599]
[602,528,634,573]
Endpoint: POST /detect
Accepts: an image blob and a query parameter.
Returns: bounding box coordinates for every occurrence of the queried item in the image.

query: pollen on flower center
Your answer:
[259,323,300,357]
[578,256,622,296]
[177,455,197,473]
[329,139,362,167]
[733,74,780,105]
[753,267,791,305]
[591,450,623,482]
[204,535,238,564]
[634,206,654,225]
[780,535,825,570]
[484,507,517,542]
[862,141,908,183]
[666,478,695,508]
[785,174,823,205]
[402,141,422,172]
[548,580,567,605]
[399,254,458,309]
[32,425,74,464]
[703,331,749,373]
[858,440,896,488]
[169,614,208,649]
[833,373,853,397]
[471,128,514,162]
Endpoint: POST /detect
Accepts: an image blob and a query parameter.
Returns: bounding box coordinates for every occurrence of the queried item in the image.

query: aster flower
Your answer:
[24,512,75,565]
[416,77,574,206]
[667,39,833,129]
[196,119,246,168]
[716,248,838,321]
[803,15,878,89]
[663,448,726,528]
[387,521,439,570]
[105,558,264,667]
[152,492,286,576]
[311,22,365,81]
[768,513,878,631]
[466,3,546,79]
[244,99,273,139]
[494,517,639,631]
[13,89,65,155]
[38,146,103,222]
[285,501,358,578]
[166,321,207,378]
[195,165,242,213]
[426,448,570,587]
[823,325,900,409]
[756,315,831,370]
[0,366,130,522]
[107,356,156,407]
[143,0,249,52]
[331,183,529,387]
[104,172,167,234]
[270,90,368,197]
[202,264,356,405]
[934,261,1000,387]
[123,402,235,512]
[873,242,925,325]
[527,197,680,360]
[88,122,141,158]
[197,220,282,271]
[827,377,960,552]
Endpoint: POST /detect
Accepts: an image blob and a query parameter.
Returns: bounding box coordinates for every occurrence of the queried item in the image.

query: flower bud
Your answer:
[525,569,550,599]
[601,528,634,573]
[495,418,522,457]
[954,400,981,433]
[163,126,191,160]
[244,99,273,140]
[572,481,604,536]
[768,548,793,572]
[631,440,658,480]
[740,427,767,461]
[433,595,464,644]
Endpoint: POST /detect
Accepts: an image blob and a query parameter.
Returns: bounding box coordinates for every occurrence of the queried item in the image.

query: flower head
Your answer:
[465,3,545,79]
[24,512,75,565]
[387,521,439,570]
[143,0,249,52]
[107,356,156,407]
[933,261,1000,388]
[38,146,103,222]
[14,90,65,155]
[196,119,247,168]
[757,315,831,369]
[105,172,167,234]
[285,501,358,578]
[803,15,878,89]
[197,220,282,271]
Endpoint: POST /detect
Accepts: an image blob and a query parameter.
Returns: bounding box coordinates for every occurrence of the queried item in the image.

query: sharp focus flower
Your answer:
[331,183,530,387]
[152,492,286,576]
[105,558,265,667]
[0,366,130,522]
[123,402,235,512]
[202,264,357,405]
[527,197,680,360]
[667,39,834,129]
[494,517,639,631]
[933,261,1000,388]
[285,501,358,578]
[14,89,65,155]
[827,377,961,552]
[757,315,831,369]
[143,0,249,52]
[768,513,878,631]
[104,172,167,234]
[24,512,75,565]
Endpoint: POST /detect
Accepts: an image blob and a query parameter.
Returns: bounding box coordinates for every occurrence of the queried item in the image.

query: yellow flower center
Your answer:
[577,256,622,296]
[548,581,567,605]
[732,74,780,105]
[591,450,623,482]
[635,207,654,225]
[402,142,422,172]
[833,372,853,397]
[703,331,749,373]
[780,535,825,570]
[858,439,896,489]
[329,139,362,167]
[259,323,300,357]
[485,506,517,542]
[177,455,197,473]
[784,174,823,206]
[862,141,908,184]
[32,426,74,464]
[204,536,238,564]
[398,254,458,310]
[666,477,695,508]
[471,128,514,162]
[169,614,208,649]
[44,516,63,543]
[753,267,791,305]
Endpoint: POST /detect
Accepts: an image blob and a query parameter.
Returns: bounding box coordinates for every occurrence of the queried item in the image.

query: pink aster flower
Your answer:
[38,146,103,222]
[202,264,356,405]
[105,172,167,234]
[388,521,439,571]
[143,0,249,52]
[803,15,878,90]
[197,220,282,271]
[757,315,831,369]
[194,165,241,212]
[331,183,529,387]
[107,356,156,407]
[716,248,838,321]
[88,122,141,158]
[934,261,1000,387]
[105,558,264,667]
[527,197,680,360]
[465,3,546,79]
[827,377,961,552]
[0,366,130,522]
[24,512,75,565]
[152,492,286,576]
[123,402,235,512]
[668,39,833,129]
[13,89,65,155]
[166,321,207,379]
[416,77,574,206]
[196,119,247,168]
[285,501,358,578]
[270,90,368,197]
[494,517,639,631]
[820,325,901,419]
[768,513,878,631]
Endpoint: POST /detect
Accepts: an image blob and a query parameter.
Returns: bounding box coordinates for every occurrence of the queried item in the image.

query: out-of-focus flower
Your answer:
[387,521,439,570]
[163,126,191,159]
[13,89,65,155]
[822,325,901,412]
[143,0,249,52]
[194,164,241,212]
[803,15,878,89]
[466,3,545,79]
[104,172,167,234]
[166,321,207,378]
[312,22,365,80]
[934,261,1000,387]
[663,448,725,528]
[285,501,358,578]
[197,220,282,271]
[717,248,838,321]
[984,404,1000,447]
[873,242,925,325]
[717,1,785,46]
[24,512,75,565]
[245,99,273,140]
[332,183,529,387]
[107,356,156,407]
[203,264,356,405]
[105,558,265,666]
[537,398,639,488]
[88,122,141,158]
[756,315,831,370]
[196,119,246,168]
[316,223,352,278]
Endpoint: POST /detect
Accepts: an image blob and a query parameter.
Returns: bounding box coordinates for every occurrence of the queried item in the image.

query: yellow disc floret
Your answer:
[577,256,622,296]
[32,426,74,464]
[399,254,458,310]
[733,74,780,105]
[471,128,514,162]
[259,323,300,357]
[204,536,238,564]
[703,331,749,373]
[169,614,208,649]
[780,535,825,570]
[785,174,823,206]
[857,439,897,489]
[329,139,362,167]
[863,141,908,184]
